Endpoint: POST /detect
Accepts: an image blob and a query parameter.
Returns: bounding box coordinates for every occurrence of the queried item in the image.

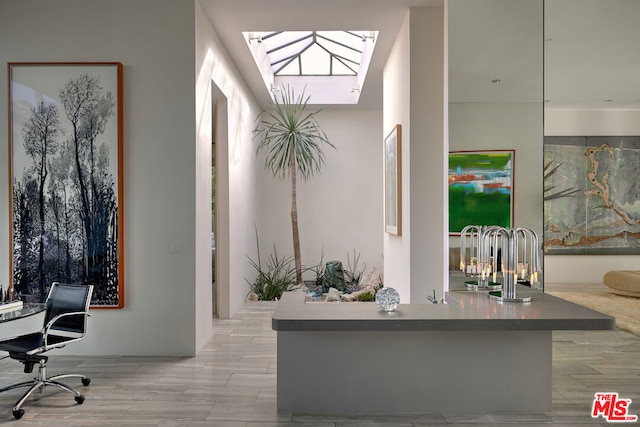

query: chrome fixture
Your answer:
[460,225,541,302]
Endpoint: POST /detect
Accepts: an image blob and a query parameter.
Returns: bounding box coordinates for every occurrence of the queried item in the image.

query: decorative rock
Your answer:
[375,287,400,312]
[343,285,375,302]
[324,261,345,292]
[340,293,356,302]
[248,292,259,301]
[326,287,341,302]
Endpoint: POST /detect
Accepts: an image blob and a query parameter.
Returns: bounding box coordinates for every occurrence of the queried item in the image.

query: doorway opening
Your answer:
[212,101,217,317]
[211,83,228,318]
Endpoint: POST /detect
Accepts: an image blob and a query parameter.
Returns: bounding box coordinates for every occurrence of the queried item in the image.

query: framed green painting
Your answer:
[448,150,514,234]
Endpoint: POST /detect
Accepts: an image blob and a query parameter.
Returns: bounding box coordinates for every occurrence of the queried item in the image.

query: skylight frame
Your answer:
[244,29,378,105]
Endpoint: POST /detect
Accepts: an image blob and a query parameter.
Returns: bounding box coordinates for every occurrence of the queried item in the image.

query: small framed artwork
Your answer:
[8,62,124,308]
[385,124,402,235]
[448,150,514,234]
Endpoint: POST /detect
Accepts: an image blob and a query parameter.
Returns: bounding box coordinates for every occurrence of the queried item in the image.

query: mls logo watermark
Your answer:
[592,392,638,422]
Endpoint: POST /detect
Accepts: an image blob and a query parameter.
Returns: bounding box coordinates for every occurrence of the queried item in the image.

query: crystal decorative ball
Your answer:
[375,287,400,312]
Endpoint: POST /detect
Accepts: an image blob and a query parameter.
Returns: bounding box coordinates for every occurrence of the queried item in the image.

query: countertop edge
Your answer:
[272,290,616,332]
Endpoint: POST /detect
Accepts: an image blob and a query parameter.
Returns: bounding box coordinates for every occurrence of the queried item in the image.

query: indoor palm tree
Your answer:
[254,86,334,285]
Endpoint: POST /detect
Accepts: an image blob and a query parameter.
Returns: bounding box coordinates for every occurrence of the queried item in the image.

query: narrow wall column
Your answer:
[384,6,448,303]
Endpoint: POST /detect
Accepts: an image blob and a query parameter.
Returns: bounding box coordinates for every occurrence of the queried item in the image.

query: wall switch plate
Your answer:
[169,241,182,253]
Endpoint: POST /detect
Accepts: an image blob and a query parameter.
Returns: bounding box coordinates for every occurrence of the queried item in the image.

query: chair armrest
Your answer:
[42,311,91,349]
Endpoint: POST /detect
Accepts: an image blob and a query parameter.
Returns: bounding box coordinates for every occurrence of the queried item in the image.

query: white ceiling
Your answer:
[199,0,442,109]
[448,0,543,104]
[200,0,640,110]
[545,0,640,109]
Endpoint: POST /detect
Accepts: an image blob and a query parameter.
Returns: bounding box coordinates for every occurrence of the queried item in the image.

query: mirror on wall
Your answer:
[544,0,640,112]
[543,0,640,283]
[448,0,544,289]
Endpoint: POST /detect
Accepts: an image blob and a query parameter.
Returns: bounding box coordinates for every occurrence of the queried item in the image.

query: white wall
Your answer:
[196,3,261,319]
[383,12,412,301]
[256,109,384,280]
[544,108,640,284]
[0,0,208,356]
[409,8,448,303]
[195,4,214,348]
[546,109,640,136]
[383,7,448,303]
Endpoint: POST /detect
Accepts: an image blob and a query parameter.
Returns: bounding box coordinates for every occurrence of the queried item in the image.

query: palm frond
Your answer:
[254,85,335,181]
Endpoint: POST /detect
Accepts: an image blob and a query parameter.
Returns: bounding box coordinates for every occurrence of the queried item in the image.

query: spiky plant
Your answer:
[254,86,335,285]
[246,225,296,301]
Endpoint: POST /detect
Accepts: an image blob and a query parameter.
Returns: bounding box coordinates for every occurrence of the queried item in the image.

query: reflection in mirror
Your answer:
[448,0,544,290]
[544,0,640,284]
[544,0,640,110]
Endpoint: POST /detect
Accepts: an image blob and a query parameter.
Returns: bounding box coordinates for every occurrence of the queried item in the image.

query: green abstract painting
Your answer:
[448,150,514,234]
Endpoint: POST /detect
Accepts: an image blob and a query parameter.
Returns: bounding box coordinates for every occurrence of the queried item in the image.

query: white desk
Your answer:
[0,304,45,323]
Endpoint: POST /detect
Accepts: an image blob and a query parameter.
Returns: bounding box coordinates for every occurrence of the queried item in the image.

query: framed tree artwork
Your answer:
[448,150,514,234]
[385,124,402,235]
[8,62,124,308]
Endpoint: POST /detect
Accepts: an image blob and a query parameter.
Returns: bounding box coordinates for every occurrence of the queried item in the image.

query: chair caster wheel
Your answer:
[82,377,91,386]
[75,395,85,404]
[13,409,25,419]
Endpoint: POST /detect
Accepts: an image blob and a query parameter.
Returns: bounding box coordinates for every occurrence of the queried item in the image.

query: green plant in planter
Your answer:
[344,249,365,292]
[310,264,325,288]
[304,251,325,295]
[246,247,296,301]
[374,273,384,292]
[246,226,296,301]
[254,86,335,285]
[357,292,374,302]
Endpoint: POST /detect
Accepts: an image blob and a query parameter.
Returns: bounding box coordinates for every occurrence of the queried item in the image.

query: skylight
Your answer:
[244,30,378,105]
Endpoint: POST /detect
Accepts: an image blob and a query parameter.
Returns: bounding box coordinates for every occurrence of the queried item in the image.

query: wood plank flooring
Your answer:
[0,300,638,425]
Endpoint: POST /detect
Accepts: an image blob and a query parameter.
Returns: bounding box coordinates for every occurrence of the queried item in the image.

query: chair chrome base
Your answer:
[0,359,90,419]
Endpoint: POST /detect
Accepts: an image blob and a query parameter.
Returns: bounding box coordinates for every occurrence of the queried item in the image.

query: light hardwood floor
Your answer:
[0,300,638,426]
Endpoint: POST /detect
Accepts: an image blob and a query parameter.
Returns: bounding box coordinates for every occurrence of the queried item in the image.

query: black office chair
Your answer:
[0,283,93,419]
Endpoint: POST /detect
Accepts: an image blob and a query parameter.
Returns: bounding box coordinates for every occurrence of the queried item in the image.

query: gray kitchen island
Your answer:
[272,288,614,414]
